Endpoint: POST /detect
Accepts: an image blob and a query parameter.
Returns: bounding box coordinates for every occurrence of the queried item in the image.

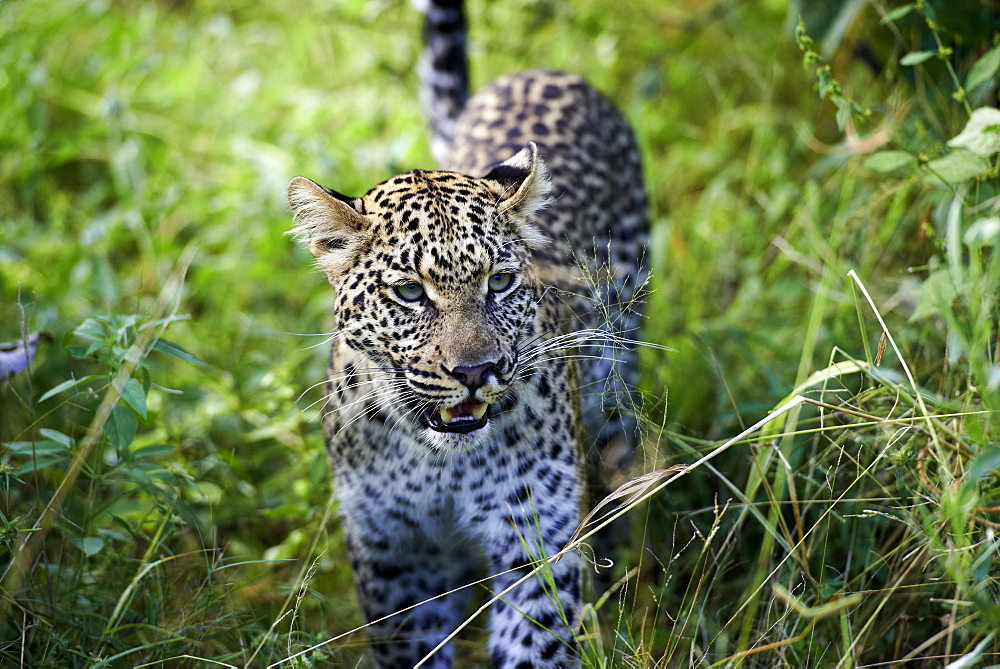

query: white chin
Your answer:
[421,421,494,452]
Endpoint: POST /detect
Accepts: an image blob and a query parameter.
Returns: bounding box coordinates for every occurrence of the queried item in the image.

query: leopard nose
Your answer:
[444,357,506,391]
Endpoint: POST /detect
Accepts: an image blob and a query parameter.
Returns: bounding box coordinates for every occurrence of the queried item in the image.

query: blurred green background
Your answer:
[2,0,999,665]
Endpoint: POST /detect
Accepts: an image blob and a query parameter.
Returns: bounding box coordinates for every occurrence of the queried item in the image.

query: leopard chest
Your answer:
[327,353,582,539]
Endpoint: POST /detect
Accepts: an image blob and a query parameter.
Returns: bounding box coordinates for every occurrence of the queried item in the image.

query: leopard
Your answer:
[287,1,649,666]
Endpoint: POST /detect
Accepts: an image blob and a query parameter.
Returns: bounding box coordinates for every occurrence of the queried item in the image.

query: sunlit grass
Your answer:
[2,0,998,665]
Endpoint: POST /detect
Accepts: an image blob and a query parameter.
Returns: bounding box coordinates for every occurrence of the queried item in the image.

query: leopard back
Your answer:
[446,70,649,480]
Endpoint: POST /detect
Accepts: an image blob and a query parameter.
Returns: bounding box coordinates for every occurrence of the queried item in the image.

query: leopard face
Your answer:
[289,144,551,450]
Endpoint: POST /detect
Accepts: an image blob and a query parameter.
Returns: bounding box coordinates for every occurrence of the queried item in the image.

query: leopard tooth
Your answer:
[471,403,488,420]
[439,406,454,424]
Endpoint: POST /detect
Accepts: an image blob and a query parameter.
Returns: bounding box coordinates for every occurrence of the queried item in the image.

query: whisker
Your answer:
[299,373,399,410]
[322,381,410,419]
[295,366,408,404]
[329,387,407,438]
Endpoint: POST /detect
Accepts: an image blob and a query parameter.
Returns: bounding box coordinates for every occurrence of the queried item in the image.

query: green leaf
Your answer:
[81,536,104,557]
[880,3,914,23]
[82,340,108,358]
[104,404,138,453]
[153,339,204,366]
[5,440,67,455]
[966,46,1000,91]
[966,447,1000,484]
[16,452,64,474]
[863,150,915,173]
[10,438,70,473]
[38,375,101,403]
[910,269,958,321]
[947,107,1000,157]
[925,150,991,183]
[38,429,74,448]
[65,345,90,359]
[132,443,175,459]
[72,317,109,343]
[118,377,147,419]
[900,50,935,66]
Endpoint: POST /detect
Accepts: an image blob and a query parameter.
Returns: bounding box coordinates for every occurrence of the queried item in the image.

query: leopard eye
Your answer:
[395,281,425,302]
[487,272,514,293]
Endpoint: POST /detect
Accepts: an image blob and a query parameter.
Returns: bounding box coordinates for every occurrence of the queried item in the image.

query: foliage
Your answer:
[1,0,998,666]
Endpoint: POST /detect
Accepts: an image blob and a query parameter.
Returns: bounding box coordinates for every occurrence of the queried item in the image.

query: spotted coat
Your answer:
[289,63,647,669]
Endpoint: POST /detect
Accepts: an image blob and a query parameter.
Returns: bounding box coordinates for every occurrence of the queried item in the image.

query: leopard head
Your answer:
[289,143,551,450]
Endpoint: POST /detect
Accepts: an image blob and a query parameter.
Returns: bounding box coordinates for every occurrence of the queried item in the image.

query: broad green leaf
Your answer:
[123,467,155,490]
[65,345,91,359]
[152,469,181,485]
[5,440,67,455]
[901,50,934,66]
[38,375,101,403]
[104,404,138,453]
[118,377,147,419]
[38,428,74,448]
[132,443,175,459]
[966,447,1000,485]
[947,107,1000,157]
[81,536,104,557]
[966,46,1000,91]
[880,3,914,23]
[153,338,204,366]
[16,452,64,474]
[910,268,958,321]
[863,150,914,173]
[82,340,108,358]
[72,318,108,343]
[925,150,991,183]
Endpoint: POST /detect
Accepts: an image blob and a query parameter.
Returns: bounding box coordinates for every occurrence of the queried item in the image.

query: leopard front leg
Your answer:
[487,539,582,669]
[470,444,584,668]
[348,540,474,669]
[338,478,475,669]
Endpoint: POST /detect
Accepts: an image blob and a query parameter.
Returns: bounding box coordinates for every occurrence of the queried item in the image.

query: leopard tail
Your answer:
[415,0,469,163]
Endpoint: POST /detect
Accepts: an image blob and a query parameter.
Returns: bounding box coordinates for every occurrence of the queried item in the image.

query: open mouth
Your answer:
[423,399,490,434]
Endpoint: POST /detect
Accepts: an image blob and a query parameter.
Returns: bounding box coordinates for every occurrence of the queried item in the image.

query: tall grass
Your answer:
[1,0,998,666]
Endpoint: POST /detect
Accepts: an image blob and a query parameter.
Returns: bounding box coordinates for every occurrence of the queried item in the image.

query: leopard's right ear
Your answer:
[287,177,369,277]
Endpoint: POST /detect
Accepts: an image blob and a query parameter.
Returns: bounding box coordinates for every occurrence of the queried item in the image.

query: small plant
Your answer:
[0,308,213,665]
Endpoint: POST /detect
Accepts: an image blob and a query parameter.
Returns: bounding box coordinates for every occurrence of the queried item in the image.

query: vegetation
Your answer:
[2,0,998,666]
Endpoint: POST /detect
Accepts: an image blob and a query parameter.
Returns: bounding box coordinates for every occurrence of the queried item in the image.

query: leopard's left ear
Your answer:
[482,142,551,247]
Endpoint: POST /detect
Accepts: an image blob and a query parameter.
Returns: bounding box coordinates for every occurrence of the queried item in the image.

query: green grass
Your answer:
[2,0,999,666]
